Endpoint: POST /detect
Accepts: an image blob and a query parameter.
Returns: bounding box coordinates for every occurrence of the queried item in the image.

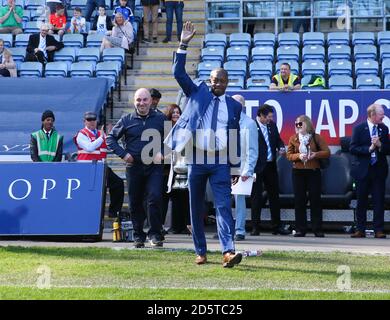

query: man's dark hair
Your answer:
[281,63,291,70]
[257,104,274,117]
[149,88,162,99]
[74,7,82,13]
[98,5,105,9]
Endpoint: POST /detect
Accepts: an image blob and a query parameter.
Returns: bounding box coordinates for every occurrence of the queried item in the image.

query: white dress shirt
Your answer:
[76,127,104,153]
[38,35,47,58]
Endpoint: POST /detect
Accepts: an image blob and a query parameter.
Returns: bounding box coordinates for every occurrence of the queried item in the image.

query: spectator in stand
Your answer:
[141,0,160,44]
[74,111,124,218]
[149,88,162,113]
[90,6,113,35]
[46,0,68,19]
[115,0,135,13]
[0,0,23,36]
[100,12,134,53]
[113,0,137,39]
[26,23,64,64]
[0,44,16,77]
[163,0,184,43]
[68,7,86,34]
[49,4,67,37]
[269,63,301,91]
[30,110,63,162]
[85,0,106,22]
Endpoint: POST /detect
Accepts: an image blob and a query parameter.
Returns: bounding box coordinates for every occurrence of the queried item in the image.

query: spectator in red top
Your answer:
[49,4,67,37]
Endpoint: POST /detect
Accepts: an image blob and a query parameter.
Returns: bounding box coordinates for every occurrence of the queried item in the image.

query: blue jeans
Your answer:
[188,164,235,256]
[165,1,184,40]
[234,194,247,236]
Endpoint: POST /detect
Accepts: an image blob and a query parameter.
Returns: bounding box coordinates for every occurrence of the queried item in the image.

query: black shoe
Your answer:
[272,227,292,235]
[134,240,145,248]
[293,231,306,237]
[250,228,260,236]
[162,37,170,43]
[234,234,245,241]
[150,238,163,247]
[153,37,158,43]
[142,38,151,43]
[314,232,325,238]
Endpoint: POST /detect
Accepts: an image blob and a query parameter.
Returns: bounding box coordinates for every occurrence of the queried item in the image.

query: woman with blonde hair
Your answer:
[0,40,16,77]
[100,12,134,53]
[286,115,330,237]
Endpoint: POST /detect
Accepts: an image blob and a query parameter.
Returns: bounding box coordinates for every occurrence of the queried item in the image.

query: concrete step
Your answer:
[159,11,205,21]
[134,46,200,60]
[129,60,197,73]
[121,75,180,88]
[154,21,204,34]
[139,34,204,47]
[182,1,204,10]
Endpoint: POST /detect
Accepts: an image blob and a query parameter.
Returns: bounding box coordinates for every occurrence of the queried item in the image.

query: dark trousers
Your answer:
[126,163,163,242]
[161,173,170,224]
[165,1,184,41]
[0,68,11,77]
[355,164,386,233]
[107,167,124,216]
[171,189,190,232]
[26,51,48,64]
[85,0,106,21]
[292,169,323,233]
[251,162,281,231]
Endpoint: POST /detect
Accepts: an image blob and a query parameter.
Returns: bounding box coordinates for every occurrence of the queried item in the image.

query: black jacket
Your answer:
[91,15,113,32]
[26,33,64,62]
[30,129,63,162]
[254,120,285,173]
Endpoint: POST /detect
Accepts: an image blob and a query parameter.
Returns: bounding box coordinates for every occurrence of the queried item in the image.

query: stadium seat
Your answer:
[44,62,69,77]
[278,32,300,46]
[381,59,390,76]
[352,32,375,45]
[8,47,26,62]
[328,45,351,61]
[354,44,377,60]
[356,75,381,89]
[301,75,325,90]
[251,46,274,62]
[54,48,76,64]
[380,45,390,61]
[201,47,224,63]
[70,62,95,78]
[329,75,353,90]
[22,9,30,23]
[18,62,43,77]
[25,0,46,10]
[12,0,24,8]
[96,61,121,89]
[277,45,299,62]
[302,45,325,61]
[246,76,271,90]
[229,33,251,47]
[253,33,275,47]
[302,32,325,46]
[355,60,378,76]
[227,76,245,90]
[30,7,49,21]
[226,46,249,62]
[378,31,390,46]
[197,61,221,77]
[328,60,352,76]
[249,60,273,77]
[204,33,227,48]
[275,60,299,75]
[384,75,390,89]
[77,47,101,64]
[102,48,125,68]
[24,21,39,33]
[70,0,87,9]
[327,32,349,46]
[62,34,84,48]
[86,34,105,47]
[1,34,13,48]
[223,61,247,78]
[302,60,325,77]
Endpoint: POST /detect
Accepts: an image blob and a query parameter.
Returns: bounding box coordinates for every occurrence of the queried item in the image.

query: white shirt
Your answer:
[38,35,47,57]
[257,119,273,161]
[76,127,104,153]
[97,15,107,34]
[367,119,378,137]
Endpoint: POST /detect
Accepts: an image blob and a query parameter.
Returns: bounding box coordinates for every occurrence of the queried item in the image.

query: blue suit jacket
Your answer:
[164,52,242,167]
[350,121,390,180]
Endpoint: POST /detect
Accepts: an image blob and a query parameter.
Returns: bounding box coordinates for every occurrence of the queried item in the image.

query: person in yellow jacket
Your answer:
[269,63,301,91]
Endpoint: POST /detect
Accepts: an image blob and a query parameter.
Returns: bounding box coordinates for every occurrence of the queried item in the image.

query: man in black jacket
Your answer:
[25,23,64,64]
[251,104,289,236]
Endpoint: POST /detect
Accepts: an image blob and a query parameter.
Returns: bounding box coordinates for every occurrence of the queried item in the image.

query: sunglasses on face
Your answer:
[295,122,303,128]
[85,118,97,122]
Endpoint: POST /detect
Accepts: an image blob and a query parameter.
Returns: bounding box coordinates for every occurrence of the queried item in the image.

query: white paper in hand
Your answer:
[231,174,255,195]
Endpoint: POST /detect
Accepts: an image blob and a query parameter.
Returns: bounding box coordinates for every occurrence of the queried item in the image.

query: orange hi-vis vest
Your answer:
[74,128,107,161]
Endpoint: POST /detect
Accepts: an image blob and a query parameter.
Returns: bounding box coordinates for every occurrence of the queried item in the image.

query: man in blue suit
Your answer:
[350,104,390,238]
[164,22,243,267]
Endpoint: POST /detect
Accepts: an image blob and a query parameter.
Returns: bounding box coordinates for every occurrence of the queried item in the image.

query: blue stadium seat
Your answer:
[384,75,390,89]
[62,34,84,48]
[302,60,325,77]
[278,32,300,46]
[352,32,375,45]
[356,75,381,89]
[14,33,30,47]
[302,45,325,61]
[227,76,245,90]
[102,48,125,68]
[301,75,325,90]
[54,48,76,67]
[246,76,270,90]
[197,61,221,78]
[328,45,351,61]
[19,62,43,77]
[8,47,26,62]
[10,0,24,7]
[378,31,390,46]
[354,44,377,61]
[30,7,49,21]
[201,47,224,63]
[355,60,378,76]
[25,0,45,10]
[327,32,349,46]
[275,60,299,75]
[86,34,105,47]
[249,60,273,77]
[70,0,87,9]
[24,21,39,33]
[204,33,227,48]
[22,10,30,23]
[382,59,390,76]
[96,61,121,88]
[223,61,247,78]
[1,34,13,48]
[253,33,275,47]
[251,46,274,62]
[277,45,299,61]
[328,60,352,76]
[70,61,95,77]
[329,75,353,90]
[229,33,251,47]
[77,47,101,64]
[303,32,325,46]
[44,62,69,77]
[226,46,249,62]
[380,45,390,62]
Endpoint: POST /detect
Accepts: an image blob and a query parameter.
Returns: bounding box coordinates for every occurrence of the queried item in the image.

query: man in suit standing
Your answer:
[25,23,64,64]
[165,21,243,268]
[251,104,290,236]
[350,104,390,238]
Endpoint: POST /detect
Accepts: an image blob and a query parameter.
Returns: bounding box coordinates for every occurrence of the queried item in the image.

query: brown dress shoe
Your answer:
[375,231,387,239]
[351,231,366,238]
[195,255,207,265]
[222,252,243,268]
